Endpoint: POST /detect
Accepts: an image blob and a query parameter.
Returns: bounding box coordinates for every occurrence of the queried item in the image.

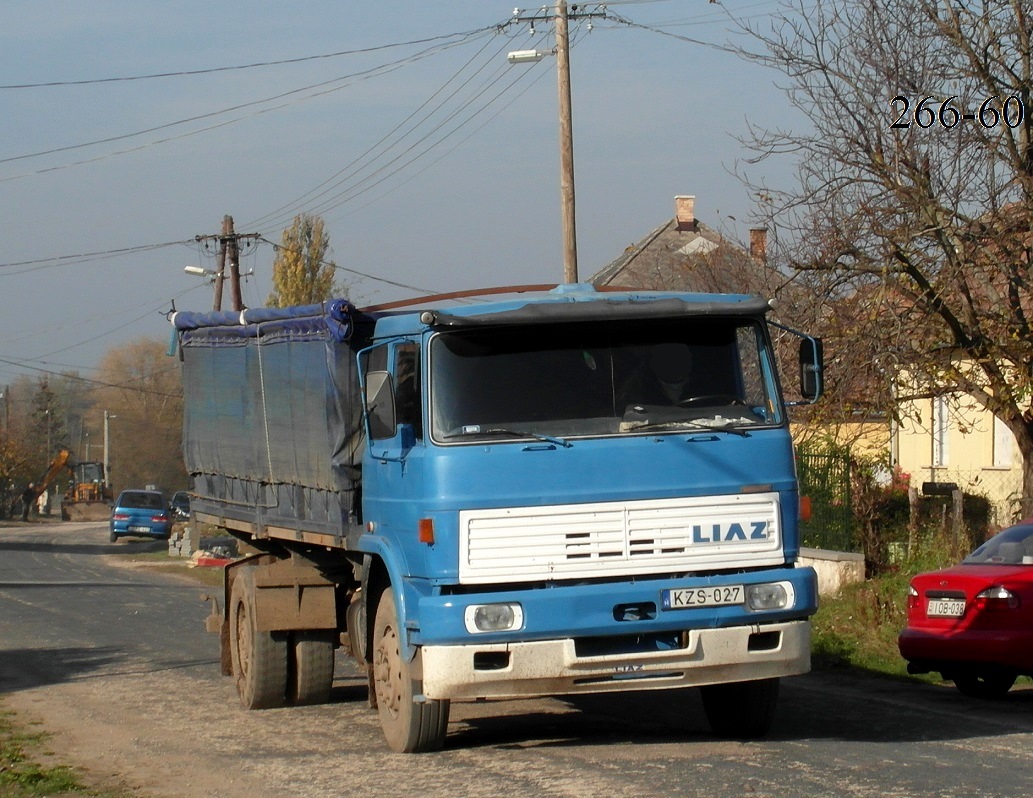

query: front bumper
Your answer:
[421,619,810,700]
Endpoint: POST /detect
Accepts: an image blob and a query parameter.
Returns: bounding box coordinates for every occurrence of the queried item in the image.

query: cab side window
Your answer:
[395,343,422,439]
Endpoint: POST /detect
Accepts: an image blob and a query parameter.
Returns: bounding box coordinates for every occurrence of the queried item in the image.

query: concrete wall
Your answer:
[800,547,865,597]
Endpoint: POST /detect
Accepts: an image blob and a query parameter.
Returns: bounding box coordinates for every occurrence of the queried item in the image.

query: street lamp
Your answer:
[507,49,546,64]
[184,265,219,278]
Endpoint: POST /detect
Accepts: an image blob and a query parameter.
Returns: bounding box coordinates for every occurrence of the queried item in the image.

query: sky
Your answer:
[0,0,803,386]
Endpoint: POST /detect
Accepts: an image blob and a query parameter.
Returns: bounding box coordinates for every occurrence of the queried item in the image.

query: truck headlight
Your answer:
[464,603,524,633]
[746,582,793,611]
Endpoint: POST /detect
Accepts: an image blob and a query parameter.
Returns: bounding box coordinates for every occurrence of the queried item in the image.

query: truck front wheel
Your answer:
[229,567,288,709]
[372,589,449,752]
[700,677,780,739]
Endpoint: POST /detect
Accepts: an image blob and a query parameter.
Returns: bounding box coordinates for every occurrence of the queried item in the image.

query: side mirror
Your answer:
[365,370,397,440]
[799,337,824,402]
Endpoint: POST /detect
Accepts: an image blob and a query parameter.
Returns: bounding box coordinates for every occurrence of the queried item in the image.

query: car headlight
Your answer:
[464,603,524,633]
[746,582,794,611]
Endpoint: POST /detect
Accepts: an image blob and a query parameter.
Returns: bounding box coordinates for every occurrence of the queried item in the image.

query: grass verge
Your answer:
[810,529,972,685]
[0,707,131,797]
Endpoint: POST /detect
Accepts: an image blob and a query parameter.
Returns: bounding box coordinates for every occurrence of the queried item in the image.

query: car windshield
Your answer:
[119,492,165,510]
[963,524,1033,565]
[430,315,782,443]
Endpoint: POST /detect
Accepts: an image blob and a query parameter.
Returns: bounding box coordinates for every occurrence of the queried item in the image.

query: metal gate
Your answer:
[797,450,856,552]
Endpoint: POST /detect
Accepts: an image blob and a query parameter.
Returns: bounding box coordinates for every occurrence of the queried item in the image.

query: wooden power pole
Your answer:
[196,216,259,312]
[555,1,578,284]
[509,3,603,284]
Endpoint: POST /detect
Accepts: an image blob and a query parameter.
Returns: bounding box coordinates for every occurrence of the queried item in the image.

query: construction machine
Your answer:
[13,449,71,517]
[61,461,114,521]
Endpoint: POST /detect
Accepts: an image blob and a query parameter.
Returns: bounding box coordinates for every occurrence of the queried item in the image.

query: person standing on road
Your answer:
[20,482,35,522]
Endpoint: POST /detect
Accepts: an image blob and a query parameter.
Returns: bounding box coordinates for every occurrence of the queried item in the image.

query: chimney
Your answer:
[749,227,768,262]
[675,195,696,231]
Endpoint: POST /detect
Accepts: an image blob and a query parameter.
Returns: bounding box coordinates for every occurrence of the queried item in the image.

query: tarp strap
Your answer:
[256,330,275,485]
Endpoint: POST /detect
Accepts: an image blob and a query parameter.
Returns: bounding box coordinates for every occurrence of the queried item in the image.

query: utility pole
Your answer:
[213,218,228,312]
[509,4,604,284]
[225,216,244,312]
[103,410,112,490]
[555,1,577,283]
[195,216,260,312]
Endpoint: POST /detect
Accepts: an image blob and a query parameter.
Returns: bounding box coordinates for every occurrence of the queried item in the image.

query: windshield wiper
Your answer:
[444,427,572,447]
[619,418,750,437]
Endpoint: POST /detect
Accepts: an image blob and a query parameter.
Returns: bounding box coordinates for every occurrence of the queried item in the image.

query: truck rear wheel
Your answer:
[230,567,288,709]
[700,677,780,739]
[372,589,449,752]
[288,631,335,706]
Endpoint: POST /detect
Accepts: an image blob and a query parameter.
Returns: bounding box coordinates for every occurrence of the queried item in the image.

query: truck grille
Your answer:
[458,492,782,584]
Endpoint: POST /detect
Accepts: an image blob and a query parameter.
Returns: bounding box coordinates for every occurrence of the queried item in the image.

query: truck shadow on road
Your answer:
[0,646,127,693]
[0,645,221,695]
[0,538,168,557]
[445,674,1033,751]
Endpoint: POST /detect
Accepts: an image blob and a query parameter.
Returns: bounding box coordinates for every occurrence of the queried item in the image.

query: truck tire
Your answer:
[700,677,780,739]
[288,631,335,706]
[229,567,288,710]
[372,589,449,752]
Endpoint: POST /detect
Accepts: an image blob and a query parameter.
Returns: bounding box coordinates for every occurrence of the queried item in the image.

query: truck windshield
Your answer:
[429,316,783,443]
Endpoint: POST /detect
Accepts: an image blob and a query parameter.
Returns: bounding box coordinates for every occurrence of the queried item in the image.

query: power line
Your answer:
[0,354,181,399]
[0,33,491,169]
[0,26,505,89]
[248,27,554,232]
[257,236,439,296]
[0,241,194,274]
[245,31,520,230]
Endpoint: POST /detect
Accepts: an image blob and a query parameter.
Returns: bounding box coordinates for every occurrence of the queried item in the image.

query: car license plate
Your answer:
[662,585,744,610]
[129,525,150,533]
[927,598,966,617]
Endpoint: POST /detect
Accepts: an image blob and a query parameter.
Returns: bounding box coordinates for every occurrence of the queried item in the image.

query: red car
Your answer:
[899,520,1033,698]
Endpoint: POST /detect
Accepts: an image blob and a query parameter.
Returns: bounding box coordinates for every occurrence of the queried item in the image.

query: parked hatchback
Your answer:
[109,489,173,542]
[899,520,1033,697]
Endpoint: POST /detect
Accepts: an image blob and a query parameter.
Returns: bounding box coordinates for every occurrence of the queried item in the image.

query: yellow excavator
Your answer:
[15,449,70,518]
[16,450,113,522]
[61,460,114,521]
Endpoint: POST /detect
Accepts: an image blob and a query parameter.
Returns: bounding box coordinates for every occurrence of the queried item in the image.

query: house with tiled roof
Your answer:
[590,195,778,295]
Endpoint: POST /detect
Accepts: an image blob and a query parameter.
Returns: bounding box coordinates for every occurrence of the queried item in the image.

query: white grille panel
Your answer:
[459,493,782,584]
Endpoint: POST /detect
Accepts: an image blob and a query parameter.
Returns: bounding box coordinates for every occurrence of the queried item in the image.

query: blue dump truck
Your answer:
[172,283,823,753]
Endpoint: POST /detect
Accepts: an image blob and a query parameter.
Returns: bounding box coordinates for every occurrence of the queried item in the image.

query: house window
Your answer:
[993,415,1013,468]
[933,396,949,467]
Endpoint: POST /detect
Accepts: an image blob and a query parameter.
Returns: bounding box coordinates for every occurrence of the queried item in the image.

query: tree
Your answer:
[267,214,341,307]
[29,379,66,467]
[0,434,32,518]
[734,1,1033,512]
[90,338,186,494]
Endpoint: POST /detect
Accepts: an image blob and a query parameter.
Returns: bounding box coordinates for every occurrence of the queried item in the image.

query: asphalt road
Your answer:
[2,521,1032,798]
